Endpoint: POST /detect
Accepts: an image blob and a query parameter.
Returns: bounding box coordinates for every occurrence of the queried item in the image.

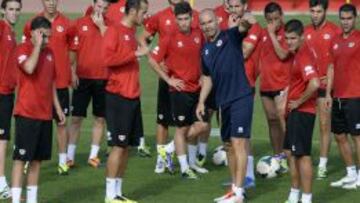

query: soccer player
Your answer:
[102,0,149,202]
[11,16,65,203]
[148,1,209,177]
[23,0,74,175]
[214,0,229,30]
[258,2,290,173]
[305,0,340,179]
[85,0,126,25]
[139,0,201,174]
[327,3,360,189]
[67,0,111,169]
[0,0,21,199]
[197,9,255,203]
[283,19,320,203]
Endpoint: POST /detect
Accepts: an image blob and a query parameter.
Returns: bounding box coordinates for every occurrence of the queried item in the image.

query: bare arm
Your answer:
[138,30,153,48]
[53,85,66,125]
[196,75,213,121]
[242,42,255,60]
[268,23,289,60]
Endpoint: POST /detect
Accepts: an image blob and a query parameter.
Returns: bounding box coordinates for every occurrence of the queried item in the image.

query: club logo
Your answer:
[47,54,53,62]
[323,33,330,40]
[356,123,360,130]
[74,36,79,46]
[82,25,88,31]
[118,135,126,141]
[152,46,160,55]
[57,25,64,33]
[204,49,209,55]
[216,39,223,47]
[348,42,355,48]
[7,35,12,41]
[165,19,171,26]
[249,34,257,41]
[177,41,184,48]
[120,7,125,13]
[19,149,26,155]
[124,35,130,41]
[292,145,296,152]
[304,65,315,76]
[262,36,267,42]
[237,127,244,133]
[158,114,164,120]
[178,116,185,121]
[333,44,339,50]
[307,34,311,40]
[194,37,200,44]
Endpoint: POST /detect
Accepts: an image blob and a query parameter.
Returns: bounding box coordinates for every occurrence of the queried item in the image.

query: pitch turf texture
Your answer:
[1,14,359,203]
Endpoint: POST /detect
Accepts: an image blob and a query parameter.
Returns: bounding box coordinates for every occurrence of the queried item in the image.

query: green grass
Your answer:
[1,13,359,203]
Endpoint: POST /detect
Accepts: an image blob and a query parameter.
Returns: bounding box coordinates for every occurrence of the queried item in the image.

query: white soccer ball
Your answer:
[212,145,228,166]
[256,156,280,179]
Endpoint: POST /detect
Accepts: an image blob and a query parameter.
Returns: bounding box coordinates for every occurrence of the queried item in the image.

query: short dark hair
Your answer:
[264,2,283,15]
[285,19,304,36]
[227,0,247,4]
[174,1,192,17]
[309,0,328,10]
[339,3,357,17]
[1,0,21,9]
[125,0,148,15]
[92,0,115,3]
[30,16,51,31]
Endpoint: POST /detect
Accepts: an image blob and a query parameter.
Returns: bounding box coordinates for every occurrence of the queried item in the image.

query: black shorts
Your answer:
[105,92,143,148]
[72,79,107,118]
[284,111,315,156]
[332,98,360,135]
[260,89,283,99]
[53,88,70,122]
[170,92,209,127]
[156,79,173,126]
[220,96,254,142]
[13,116,53,161]
[0,93,14,140]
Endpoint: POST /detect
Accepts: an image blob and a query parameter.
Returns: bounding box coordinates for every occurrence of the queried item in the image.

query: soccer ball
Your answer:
[256,156,280,179]
[212,145,228,166]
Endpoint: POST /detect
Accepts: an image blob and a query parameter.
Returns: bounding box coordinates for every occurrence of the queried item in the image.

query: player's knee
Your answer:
[94,117,105,126]
[71,116,83,126]
[335,134,348,144]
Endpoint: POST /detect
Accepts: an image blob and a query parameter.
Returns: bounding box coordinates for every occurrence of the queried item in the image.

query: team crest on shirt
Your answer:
[120,6,125,13]
[18,55,28,64]
[323,33,331,40]
[306,34,311,40]
[304,65,315,76]
[47,54,53,62]
[348,42,355,48]
[216,39,223,47]
[194,37,200,44]
[333,44,339,50]
[124,35,130,41]
[7,35,12,41]
[74,36,79,46]
[165,19,171,26]
[177,41,184,47]
[249,34,257,41]
[82,25,88,31]
[262,36,267,42]
[57,25,64,33]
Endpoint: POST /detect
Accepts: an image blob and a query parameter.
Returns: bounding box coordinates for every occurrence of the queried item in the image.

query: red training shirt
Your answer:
[0,20,17,94]
[69,15,109,80]
[85,0,126,25]
[14,42,56,120]
[23,12,74,89]
[151,28,204,93]
[102,23,140,99]
[287,43,318,114]
[330,30,360,99]
[258,26,291,92]
[304,21,340,89]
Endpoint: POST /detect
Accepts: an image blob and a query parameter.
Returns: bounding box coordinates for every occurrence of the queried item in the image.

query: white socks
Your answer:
[301,193,312,203]
[106,178,116,200]
[0,176,7,189]
[232,184,244,200]
[318,157,328,168]
[346,165,357,178]
[59,153,67,165]
[188,145,197,166]
[178,155,189,173]
[115,178,122,197]
[288,188,300,203]
[165,141,175,154]
[26,185,38,203]
[11,187,21,203]
[67,144,76,161]
[198,142,207,156]
[139,137,145,148]
[246,156,255,179]
[89,145,100,160]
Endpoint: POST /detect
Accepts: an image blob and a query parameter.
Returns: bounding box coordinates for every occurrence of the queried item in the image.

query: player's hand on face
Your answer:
[196,102,205,122]
[135,45,150,57]
[32,30,44,47]
[92,11,105,27]
[267,22,277,34]
[288,100,300,111]
[228,14,240,28]
[168,77,184,91]
[242,12,257,25]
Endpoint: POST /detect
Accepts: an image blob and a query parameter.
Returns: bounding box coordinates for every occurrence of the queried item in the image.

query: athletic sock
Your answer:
[318,157,328,168]
[165,140,175,154]
[288,188,300,202]
[106,178,116,200]
[115,178,123,197]
[246,156,255,179]
[11,187,21,203]
[89,145,100,160]
[301,193,312,203]
[346,165,357,178]
[188,144,197,166]
[67,144,76,161]
[198,142,207,157]
[59,153,67,165]
[178,155,189,173]
[26,185,38,203]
